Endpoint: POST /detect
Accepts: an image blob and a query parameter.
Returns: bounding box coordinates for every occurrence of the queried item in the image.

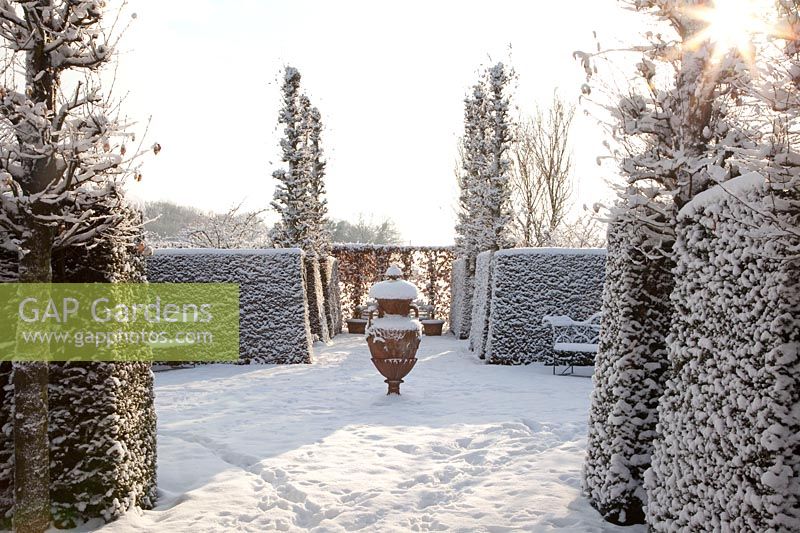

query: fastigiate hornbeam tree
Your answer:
[0,2,150,530]
[271,66,331,259]
[482,62,514,252]
[303,96,331,259]
[271,66,333,341]
[453,62,514,339]
[456,62,516,259]
[454,81,487,267]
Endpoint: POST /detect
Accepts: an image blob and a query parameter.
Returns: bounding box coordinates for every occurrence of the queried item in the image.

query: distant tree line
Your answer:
[144,201,402,248]
[329,216,402,245]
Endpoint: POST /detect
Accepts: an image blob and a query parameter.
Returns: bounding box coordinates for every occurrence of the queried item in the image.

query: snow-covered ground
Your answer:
[99,335,644,533]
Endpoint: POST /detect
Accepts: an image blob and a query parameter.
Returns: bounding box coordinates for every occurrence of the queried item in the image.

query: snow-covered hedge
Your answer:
[0,202,157,528]
[148,249,313,364]
[584,213,673,526]
[49,361,156,527]
[331,244,454,325]
[51,213,156,528]
[469,251,494,358]
[646,174,800,531]
[449,258,473,339]
[483,248,606,365]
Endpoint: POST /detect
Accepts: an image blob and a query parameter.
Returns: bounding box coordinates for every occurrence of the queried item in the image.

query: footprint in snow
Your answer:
[399,473,435,489]
[454,436,474,449]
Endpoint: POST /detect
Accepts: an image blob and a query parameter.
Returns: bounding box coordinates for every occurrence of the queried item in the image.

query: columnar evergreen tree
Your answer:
[271,66,332,342]
[272,67,313,252]
[307,102,335,337]
[305,99,332,258]
[271,66,331,259]
[0,2,150,530]
[453,62,514,340]
[482,63,514,251]
[578,0,754,525]
[455,83,487,264]
[452,83,486,338]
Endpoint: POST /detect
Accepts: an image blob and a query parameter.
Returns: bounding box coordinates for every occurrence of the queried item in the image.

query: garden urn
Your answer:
[365,266,422,395]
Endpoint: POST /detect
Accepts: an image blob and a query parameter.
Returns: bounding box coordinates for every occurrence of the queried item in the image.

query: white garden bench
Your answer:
[542,313,602,375]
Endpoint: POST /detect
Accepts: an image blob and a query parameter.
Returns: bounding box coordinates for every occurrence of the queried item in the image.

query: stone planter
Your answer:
[346,318,367,334]
[421,319,445,336]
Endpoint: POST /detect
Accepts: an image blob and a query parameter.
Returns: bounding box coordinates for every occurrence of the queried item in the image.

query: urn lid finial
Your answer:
[369,270,418,300]
[385,264,403,280]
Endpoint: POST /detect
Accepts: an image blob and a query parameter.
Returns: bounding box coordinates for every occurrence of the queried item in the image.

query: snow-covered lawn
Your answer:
[101,335,643,533]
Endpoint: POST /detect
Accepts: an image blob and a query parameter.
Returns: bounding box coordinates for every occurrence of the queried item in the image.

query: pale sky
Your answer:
[117,0,645,245]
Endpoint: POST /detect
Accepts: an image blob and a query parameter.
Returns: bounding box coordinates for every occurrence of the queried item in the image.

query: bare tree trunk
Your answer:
[11,19,57,529]
[13,222,53,533]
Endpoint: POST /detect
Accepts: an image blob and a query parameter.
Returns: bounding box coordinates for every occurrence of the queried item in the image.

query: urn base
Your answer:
[370,358,417,395]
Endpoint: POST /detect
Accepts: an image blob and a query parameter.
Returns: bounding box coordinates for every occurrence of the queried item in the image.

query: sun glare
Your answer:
[685,0,772,64]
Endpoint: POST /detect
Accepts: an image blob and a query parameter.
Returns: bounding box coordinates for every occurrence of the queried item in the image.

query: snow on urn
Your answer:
[366,265,422,395]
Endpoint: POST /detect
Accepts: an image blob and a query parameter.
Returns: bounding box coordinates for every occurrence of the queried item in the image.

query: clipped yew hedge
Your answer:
[481,248,606,365]
[147,248,314,364]
[646,174,800,531]
[0,203,157,528]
